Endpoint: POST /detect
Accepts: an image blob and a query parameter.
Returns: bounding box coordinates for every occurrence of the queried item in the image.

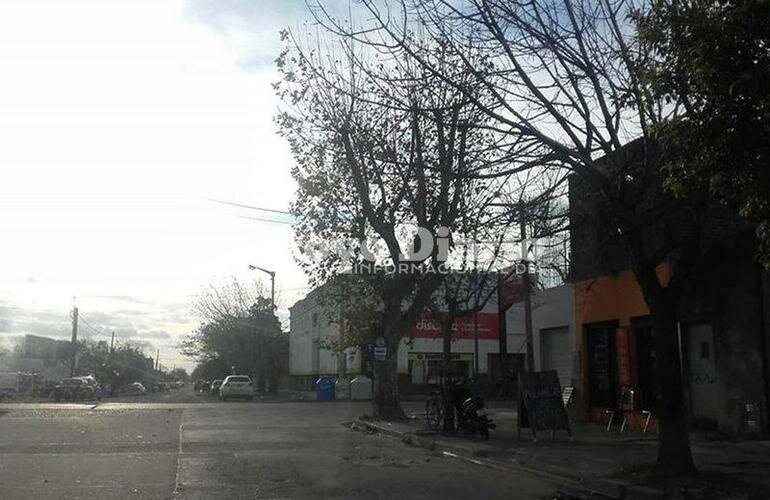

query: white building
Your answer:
[289,282,576,394]
[506,285,578,387]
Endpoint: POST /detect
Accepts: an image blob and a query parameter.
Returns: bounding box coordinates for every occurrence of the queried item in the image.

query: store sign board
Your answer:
[410,313,499,340]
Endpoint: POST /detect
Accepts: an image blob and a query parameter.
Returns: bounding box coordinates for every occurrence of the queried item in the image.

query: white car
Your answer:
[219,375,254,401]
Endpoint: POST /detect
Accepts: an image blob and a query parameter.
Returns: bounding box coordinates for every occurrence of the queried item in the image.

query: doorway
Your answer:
[685,323,720,422]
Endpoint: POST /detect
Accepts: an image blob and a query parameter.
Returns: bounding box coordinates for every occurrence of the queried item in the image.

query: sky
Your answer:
[0,0,326,371]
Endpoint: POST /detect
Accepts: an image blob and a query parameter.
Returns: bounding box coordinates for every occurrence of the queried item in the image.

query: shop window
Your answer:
[584,321,618,407]
[407,353,472,385]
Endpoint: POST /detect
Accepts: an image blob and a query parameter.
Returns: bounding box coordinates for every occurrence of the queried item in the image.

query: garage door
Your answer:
[541,327,571,387]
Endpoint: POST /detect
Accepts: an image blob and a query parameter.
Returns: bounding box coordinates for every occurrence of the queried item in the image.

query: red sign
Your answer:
[615,327,632,387]
[410,312,499,340]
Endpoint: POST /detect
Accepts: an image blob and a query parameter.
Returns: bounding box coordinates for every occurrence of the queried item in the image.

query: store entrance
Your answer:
[408,352,473,387]
[584,321,619,408]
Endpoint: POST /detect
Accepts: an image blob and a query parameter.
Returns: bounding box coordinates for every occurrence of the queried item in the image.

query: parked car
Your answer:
[0,372,21,399]
[219,375,254,401]
[122,382,147,396]
[209,379,223,394]
[53,376,100,402]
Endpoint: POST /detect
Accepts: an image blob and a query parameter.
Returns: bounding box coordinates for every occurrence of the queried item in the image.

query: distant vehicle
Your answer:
[149,381,169,392]
[122,382,147,396]
[209,379,223,394]
[0,372,21,399]
[219,375,254,401]
[53,376,100,402]
[193,380,209,392]
[174,380,185,388]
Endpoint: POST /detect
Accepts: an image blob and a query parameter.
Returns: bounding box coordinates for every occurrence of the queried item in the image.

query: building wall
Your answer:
[677,238,769,435]
[566,140,770,436]
[288,282,537,392]
[489,284,580,413]
[572,248,770,436]
[507,284,577,385]
[574,269,656,422]
[397,337,506,375]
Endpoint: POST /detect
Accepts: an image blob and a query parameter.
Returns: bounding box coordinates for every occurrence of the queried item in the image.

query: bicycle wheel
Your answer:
[425,397,442,430]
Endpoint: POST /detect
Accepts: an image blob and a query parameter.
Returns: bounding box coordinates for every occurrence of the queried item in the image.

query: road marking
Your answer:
[173,410,184,496]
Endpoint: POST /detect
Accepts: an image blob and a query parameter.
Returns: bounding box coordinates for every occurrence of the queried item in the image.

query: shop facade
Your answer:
[288,280,539,393]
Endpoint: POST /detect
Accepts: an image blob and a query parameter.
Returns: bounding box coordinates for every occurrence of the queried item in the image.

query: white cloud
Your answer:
[0,0,312,370]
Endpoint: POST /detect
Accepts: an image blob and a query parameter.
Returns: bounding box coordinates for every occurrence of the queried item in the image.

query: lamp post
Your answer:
[248,264,275,309]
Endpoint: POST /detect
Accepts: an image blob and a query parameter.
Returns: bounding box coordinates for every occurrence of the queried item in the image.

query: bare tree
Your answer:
[275,26,519,418]
[310,0,705,475]
[182,278,282,393]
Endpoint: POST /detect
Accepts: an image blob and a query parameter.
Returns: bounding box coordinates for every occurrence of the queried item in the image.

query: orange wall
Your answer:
[574,265,669,418]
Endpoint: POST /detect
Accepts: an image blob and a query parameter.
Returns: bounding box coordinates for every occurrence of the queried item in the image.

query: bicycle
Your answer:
[424,384,444,431]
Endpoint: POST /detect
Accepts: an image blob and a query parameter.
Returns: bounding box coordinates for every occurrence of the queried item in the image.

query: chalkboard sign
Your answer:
[518,370,572,441]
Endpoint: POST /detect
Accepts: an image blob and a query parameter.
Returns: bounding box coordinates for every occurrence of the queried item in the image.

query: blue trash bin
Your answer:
[315,376,336,401]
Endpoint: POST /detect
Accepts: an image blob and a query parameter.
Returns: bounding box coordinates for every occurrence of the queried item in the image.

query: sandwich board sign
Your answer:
[517,370,572,441]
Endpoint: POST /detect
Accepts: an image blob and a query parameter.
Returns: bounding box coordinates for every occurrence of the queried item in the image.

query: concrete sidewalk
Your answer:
[355,408,770,499]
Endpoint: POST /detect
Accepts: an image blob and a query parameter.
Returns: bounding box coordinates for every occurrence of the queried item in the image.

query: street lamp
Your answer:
[248,264,275,309]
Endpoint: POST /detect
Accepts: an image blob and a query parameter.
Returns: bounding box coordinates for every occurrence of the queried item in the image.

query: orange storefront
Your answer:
[574,266,669,426]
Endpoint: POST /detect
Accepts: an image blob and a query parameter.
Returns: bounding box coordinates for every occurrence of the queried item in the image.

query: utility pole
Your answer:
[70,301,78,376]
[249,265,276,309]
[497,271,509,397]
[471,234,480,377]
[473,311,480,376]
[155,349,160,371]
[521,220,535,372]
[110,331,115,354]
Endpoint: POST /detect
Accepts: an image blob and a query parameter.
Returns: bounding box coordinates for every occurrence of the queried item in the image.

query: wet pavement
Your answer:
[0,398,560,499]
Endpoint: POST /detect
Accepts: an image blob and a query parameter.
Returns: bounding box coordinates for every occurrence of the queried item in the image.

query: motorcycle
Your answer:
[449,379,496,440]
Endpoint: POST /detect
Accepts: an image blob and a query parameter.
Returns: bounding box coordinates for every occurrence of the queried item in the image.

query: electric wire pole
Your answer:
[70,302,78,376]
[521,220,535,373]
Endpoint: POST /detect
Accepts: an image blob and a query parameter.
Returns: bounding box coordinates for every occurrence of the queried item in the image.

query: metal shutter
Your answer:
[541,327,571,387]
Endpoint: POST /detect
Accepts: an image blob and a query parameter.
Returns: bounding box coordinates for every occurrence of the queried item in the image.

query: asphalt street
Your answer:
[0,395,560,499]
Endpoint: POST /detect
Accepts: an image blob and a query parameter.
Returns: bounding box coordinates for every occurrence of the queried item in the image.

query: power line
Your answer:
[77,313,113,339]
[206,198,292,215]
[236,215,293,225]
[79,322,109,339]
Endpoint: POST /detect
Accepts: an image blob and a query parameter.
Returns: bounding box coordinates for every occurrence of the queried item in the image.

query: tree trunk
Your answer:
[442,320,456,432]
[267,347,278,395]
[372,329,404,420]
[650,297,697,477]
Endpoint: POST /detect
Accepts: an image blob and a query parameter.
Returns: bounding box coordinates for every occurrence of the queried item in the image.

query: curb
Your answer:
[354,419,664,500]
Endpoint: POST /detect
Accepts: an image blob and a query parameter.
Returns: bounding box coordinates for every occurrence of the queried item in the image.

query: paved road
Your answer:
[0,400,559,499]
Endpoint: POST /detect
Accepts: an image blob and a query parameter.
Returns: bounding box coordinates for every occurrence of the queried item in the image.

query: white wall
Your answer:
[289,282,575,378]
[290,289,508,376]
[506,284,577,382]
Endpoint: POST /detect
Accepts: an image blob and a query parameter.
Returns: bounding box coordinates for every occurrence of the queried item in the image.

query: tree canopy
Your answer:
[182,279,284,392]
[635,0,770,265]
